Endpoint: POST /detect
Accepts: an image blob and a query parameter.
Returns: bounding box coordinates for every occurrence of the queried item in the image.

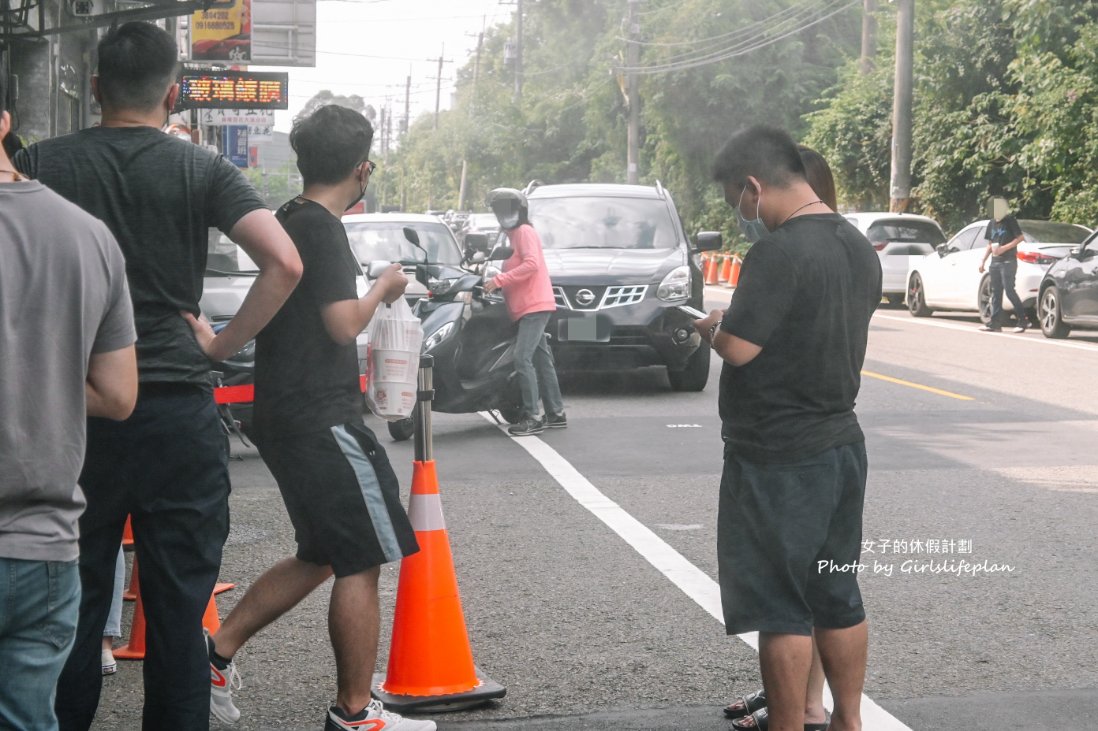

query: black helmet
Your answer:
[486,187,528,229]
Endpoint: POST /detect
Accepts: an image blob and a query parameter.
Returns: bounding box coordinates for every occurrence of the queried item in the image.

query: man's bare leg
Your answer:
[815,620,868,731]
[805,636,828,724]
[213,557,333,657]
[757,632,812,731]
[329,566,381,715]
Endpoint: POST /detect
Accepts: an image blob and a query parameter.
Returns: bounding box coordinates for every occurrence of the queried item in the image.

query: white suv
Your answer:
[844,212,946,307]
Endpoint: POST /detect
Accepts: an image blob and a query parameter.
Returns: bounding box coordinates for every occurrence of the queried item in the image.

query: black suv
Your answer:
[506,181,720,391]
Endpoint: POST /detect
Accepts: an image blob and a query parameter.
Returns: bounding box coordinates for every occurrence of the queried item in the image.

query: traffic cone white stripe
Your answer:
[408,492,446,532]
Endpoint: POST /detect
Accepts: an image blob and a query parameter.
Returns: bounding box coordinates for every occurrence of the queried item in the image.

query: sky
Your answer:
[261,0,515,132]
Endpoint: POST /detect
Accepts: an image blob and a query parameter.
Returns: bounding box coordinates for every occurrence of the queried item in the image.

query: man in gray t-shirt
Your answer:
[0,75,137,731]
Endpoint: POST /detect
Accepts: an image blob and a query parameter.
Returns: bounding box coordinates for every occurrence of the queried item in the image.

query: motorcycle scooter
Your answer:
[384,235,522,441]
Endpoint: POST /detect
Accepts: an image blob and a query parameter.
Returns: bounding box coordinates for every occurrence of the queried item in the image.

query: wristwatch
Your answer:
[708,322,720,348]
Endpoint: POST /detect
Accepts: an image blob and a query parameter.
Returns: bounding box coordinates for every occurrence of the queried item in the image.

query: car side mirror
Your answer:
[489,246,514,261]
[1070,246,1082,258]
[464,232,489,253]
[936,243,951,256]
[694,231,723,252]
[467,251,487,264]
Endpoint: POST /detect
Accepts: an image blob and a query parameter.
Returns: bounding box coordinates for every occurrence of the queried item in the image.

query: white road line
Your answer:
[481,412,912,730]
[873,312,1098,353]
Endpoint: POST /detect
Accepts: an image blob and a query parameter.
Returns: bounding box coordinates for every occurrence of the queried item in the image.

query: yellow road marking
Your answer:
[861,370,974,401]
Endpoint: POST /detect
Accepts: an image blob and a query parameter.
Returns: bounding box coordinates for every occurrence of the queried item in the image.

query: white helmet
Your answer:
[486,187,528,229]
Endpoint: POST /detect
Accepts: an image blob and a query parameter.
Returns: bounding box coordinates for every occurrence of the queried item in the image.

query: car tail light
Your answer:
[1016,250,1057,266]
[873,241,889,251]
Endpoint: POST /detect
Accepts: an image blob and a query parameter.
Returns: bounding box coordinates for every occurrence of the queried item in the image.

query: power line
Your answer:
[616,0,860,75]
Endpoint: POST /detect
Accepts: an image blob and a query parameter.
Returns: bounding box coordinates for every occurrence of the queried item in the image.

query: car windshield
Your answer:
[864,219,945,246]
[345,220,463,265]
[206,233,258,275]
[1019,220,1091,244]
[527,195,678,250]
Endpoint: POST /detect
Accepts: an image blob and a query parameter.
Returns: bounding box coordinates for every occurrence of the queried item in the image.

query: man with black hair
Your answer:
[14,21,302,730]
[693,125,881,731]
[192,104,433,731]
[0,62,137,731]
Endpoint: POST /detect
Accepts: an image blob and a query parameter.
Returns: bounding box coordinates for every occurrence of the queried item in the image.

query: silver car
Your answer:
[844,212,946,307]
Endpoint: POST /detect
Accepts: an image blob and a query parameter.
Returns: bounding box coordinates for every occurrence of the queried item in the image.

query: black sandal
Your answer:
[731,707,831,731]
[723,688,767,719]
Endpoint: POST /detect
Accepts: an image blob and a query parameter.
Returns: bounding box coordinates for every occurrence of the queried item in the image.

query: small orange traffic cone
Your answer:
[202,593,223,634]
[114,588,147,660]
[704,252,719,285]
[372,460,505,712]
[718,253,733,283]
[729,255,743,287]
[122,515,134,550]
[123,556,139,601]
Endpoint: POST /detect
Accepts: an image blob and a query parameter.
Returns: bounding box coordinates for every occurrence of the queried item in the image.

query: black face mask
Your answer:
[345,171,368,211]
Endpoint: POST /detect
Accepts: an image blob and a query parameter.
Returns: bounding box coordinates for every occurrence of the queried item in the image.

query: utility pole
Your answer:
[890,0,914,212]
[625,0,640,184]
[860,0,877,74]
[428,45,451,130]
[514,0,523,103]
[403,72,411,139]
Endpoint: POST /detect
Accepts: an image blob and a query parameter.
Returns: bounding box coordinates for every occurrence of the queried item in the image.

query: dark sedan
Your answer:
[1037,229,1098,338]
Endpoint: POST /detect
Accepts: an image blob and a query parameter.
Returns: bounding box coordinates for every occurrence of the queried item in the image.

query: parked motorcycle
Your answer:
[384,235,520,441]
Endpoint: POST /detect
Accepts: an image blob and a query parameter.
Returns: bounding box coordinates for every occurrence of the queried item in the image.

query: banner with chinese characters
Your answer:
[191,0,251,63]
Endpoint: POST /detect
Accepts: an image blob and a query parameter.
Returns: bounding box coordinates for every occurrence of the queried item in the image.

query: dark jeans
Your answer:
[989,259,1025,327]
[514,311,564,419]
[56,385,230,731]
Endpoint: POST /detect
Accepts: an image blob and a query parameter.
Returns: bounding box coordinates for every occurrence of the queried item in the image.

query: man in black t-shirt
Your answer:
[694,126,881,731]
[14,22,302,731]
[978,197,1027,332]
[190,105,433,731]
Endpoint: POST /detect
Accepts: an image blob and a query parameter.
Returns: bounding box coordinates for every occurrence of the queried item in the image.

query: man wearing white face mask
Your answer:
[693,126,881,731]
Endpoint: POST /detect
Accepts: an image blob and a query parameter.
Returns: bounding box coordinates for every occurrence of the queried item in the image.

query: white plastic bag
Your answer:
[365,297,423,421]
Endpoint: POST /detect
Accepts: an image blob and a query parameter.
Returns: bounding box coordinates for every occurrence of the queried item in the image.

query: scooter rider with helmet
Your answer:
[483,188,566,436]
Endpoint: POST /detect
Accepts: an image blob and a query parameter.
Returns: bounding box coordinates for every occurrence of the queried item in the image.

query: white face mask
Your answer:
[736,184,769,243]
[499,213,521,229]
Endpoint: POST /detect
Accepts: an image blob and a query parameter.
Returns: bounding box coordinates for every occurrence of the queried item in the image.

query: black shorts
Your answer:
[257,419,419,577]
[717,442,868,636]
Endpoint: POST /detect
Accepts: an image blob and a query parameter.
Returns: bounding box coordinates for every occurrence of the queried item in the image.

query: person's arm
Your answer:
[184,209,303,362]
[994,233,1024,257]
[86,345,137,420]
[486,227,539,292]
[321,264,409,345]
[978,242,993,272]
[694,309,764,367]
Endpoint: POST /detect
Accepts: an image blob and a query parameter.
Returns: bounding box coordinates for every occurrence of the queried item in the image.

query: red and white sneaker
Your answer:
[325,700,436,730]
[206,629,241,724]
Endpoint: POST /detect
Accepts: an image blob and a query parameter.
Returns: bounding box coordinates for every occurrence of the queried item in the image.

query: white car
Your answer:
[342,212,468,306]
[844,212,946,307]
[906,219,1092,323]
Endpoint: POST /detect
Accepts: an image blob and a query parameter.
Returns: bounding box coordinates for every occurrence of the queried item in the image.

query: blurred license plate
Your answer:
[558,314,609,342]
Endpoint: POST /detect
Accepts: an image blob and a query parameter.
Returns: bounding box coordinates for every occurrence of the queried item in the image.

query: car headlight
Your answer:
[657,265,691,302]
[428,278,460,296]
[423,321,455,352]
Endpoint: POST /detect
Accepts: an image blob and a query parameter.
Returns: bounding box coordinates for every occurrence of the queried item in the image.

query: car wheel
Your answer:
[885,294,904,308]
[1038,285,1071,339]
[907,273,932,317]
[668,344,711,392]
[977,275,993,324]
[387,417,414,442]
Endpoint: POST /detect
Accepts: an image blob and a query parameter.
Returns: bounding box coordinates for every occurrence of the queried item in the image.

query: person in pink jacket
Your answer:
[483,187,566,436]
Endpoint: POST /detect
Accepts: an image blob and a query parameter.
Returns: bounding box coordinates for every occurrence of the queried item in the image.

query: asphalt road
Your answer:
[92,292,1098,730]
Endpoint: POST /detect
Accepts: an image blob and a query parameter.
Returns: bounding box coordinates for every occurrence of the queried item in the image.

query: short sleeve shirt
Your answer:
[718,214,882,464]
[984,215,1023,263]
[253,198,364,438]
[0,182,136,561]
[14,127,266,383]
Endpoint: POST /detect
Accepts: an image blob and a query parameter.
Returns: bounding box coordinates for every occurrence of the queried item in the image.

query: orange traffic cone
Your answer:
[718,253,733,283]
[372,460,505,712]
[202,593,223,634]
[729,255,743,287]
[704,252,719,285]
[114,588,147,660]
[123,555,139,601]
[122,515,134,550]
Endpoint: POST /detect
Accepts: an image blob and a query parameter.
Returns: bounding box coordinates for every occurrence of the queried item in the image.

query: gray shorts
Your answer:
[718,442,868,636]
